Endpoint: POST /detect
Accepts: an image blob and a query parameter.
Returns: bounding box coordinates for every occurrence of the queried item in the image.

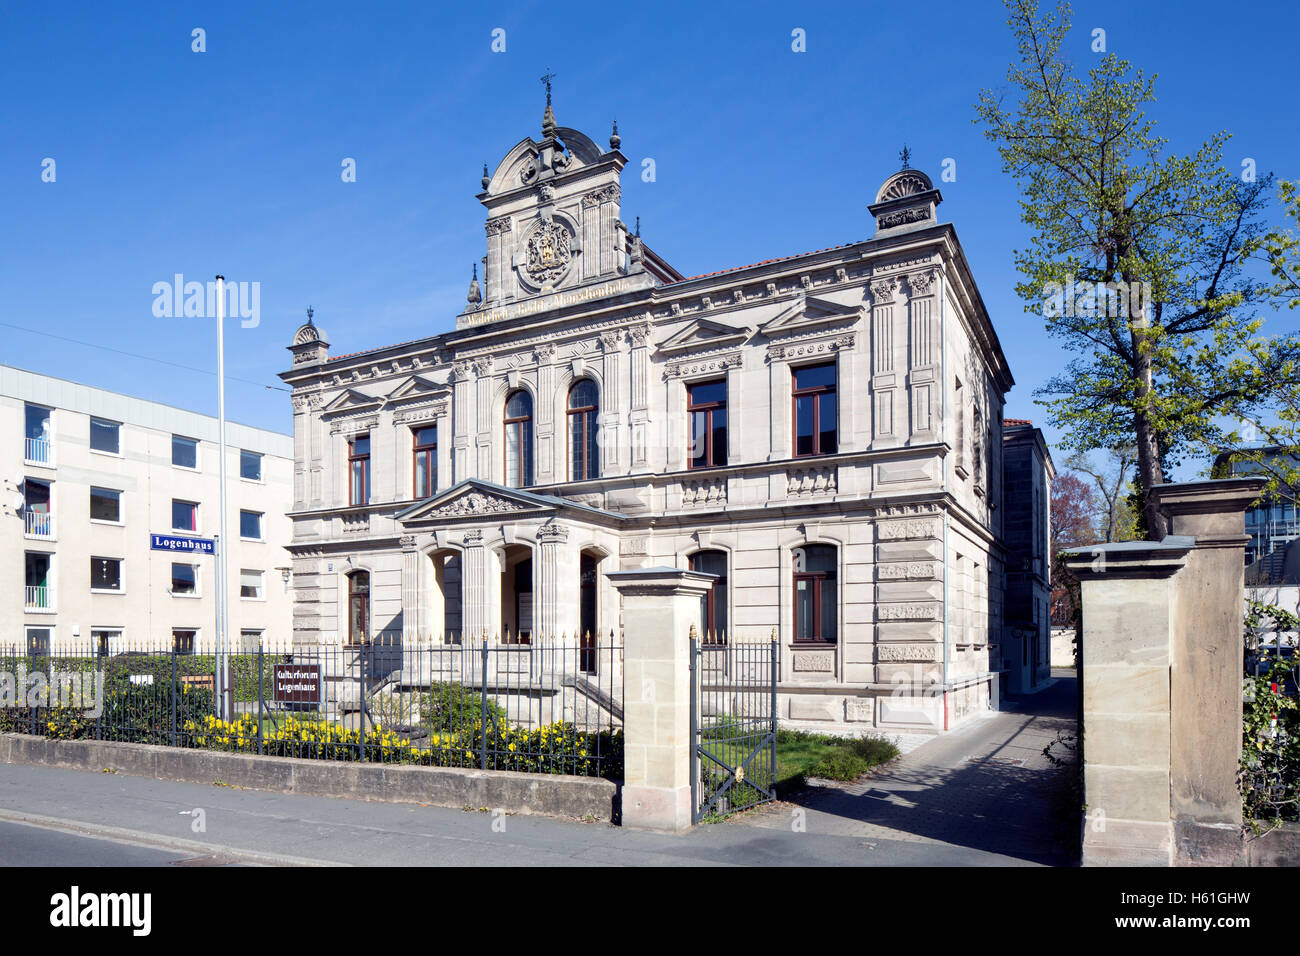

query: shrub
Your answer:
[102,681,214,744]
[419,682,507,733]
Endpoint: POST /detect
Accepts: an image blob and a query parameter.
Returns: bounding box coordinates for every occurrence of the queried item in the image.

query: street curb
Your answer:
[0,808,342,867]
[0,733,620,823]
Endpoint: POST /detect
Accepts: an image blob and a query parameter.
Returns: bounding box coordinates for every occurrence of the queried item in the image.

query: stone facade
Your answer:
[279,100,1029,734]
[1001,420,1054,694]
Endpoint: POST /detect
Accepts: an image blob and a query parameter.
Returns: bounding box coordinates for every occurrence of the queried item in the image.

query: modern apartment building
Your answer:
[1,364,293,654]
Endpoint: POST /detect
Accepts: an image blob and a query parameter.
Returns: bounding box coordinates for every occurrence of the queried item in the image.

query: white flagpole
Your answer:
[215,275,230,720]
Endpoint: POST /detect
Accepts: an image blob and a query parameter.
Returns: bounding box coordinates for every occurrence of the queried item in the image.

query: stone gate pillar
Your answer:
[607,567,714,831]
[1151,478,1264,863]
[1065,477,1265,866]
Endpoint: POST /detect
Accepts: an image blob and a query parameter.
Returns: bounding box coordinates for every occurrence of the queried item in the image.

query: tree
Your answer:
[1065,446,1138,542]
[975,0,1300,539]
[1218,181,1300,496]
[1049,471,1102,626]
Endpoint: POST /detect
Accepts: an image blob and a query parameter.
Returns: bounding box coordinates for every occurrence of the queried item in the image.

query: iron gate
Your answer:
[690,632,778,822]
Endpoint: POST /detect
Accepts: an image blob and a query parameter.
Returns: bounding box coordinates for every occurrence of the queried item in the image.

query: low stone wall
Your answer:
[0,733,619,823]
[1245,823,1300,866]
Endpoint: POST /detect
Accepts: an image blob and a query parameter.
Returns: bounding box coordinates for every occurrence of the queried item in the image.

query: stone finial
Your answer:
[481,162,490,190]
[466,263,482,307]
[540,68,558,137]
[609,119,621,151]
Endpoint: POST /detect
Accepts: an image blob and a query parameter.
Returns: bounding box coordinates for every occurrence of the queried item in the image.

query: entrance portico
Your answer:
[396,479,623,642]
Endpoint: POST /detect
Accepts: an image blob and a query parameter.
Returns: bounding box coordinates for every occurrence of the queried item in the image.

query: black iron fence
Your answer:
[1242,601,1299,823]
[0,634,624,780]
[691,631,778,822]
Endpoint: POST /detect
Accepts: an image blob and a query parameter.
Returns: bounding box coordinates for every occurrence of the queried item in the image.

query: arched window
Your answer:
[568,379,599,481]
[347,570,370,645]
[792,544,836,643]
[504,390,534,488]
[689,550,728,643]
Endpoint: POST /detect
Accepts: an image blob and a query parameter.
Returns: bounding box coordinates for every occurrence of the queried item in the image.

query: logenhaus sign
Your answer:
[273,664,322,705]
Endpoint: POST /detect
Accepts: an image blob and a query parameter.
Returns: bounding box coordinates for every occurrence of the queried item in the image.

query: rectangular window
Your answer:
[240,449,262,481]
[172,629,196,655]
[90,418,120,454]
[90,556,122,591]
[792,363,837,458]
[171,563,197,595]
[239,510,263,540]
[413,426,437,498]
[90,487,121,522]
[172,499,198,532]
[688,379,728,469]
[240,569,263,600]
[349,434,370,505]
[793,545,837,643]
[172,435,198,469]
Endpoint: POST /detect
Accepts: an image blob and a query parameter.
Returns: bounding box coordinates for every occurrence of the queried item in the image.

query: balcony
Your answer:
[24,585,53,613]
[23,509,53,539]
[24,437,50,466]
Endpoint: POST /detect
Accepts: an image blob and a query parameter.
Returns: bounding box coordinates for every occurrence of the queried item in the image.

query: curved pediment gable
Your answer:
[657,318,754,356]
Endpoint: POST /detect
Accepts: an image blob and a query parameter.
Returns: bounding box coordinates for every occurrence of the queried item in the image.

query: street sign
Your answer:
[273,663,322,706]
[149,533,215,555]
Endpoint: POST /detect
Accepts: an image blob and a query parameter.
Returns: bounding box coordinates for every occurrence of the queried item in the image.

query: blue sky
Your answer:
[2,0,1297,476]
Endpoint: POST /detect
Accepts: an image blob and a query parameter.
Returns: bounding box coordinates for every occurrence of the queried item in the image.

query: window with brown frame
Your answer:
[792,362,837,457]
[347,570,370,645]
[689,550,728,643]
[687,379,727,469]
[412,425,437,499]
[504,391,534,488]
[348,434,370,505]
[568,380,599,481]
[793,544,837,643]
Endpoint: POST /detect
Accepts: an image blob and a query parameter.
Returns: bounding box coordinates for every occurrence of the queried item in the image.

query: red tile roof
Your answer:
[1004,418,1033,427]
[666,242,861,284]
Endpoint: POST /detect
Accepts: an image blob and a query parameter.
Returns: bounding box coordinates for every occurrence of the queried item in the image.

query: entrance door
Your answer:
[579,554,597,672]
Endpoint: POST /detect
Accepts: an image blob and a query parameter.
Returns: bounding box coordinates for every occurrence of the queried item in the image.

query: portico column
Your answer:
[400,535,419,642]
[461,530,490,639]
[608,566,715,831]
[535,519,568,640]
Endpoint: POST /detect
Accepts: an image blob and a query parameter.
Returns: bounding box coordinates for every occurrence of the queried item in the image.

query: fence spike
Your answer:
[689,622,699,642]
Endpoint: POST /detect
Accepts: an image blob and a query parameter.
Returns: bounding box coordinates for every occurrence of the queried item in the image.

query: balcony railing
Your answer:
[23,510,52,538]
[24,437,50,465]
[24,585,53,612]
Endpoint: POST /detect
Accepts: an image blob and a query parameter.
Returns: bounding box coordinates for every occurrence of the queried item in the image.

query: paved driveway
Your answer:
[736,674,1080,866]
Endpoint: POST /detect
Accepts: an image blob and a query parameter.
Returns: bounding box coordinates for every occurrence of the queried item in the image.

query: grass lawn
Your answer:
[774,727,900,794]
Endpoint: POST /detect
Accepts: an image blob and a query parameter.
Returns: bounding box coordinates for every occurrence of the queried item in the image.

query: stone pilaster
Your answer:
[870,277,900,446]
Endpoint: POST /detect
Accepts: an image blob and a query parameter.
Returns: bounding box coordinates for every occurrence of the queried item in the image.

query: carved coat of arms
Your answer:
[525,220,572,285]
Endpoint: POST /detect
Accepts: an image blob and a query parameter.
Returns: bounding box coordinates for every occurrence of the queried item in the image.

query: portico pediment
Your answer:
[321,387,383,415]
[384,374,448,405]
[657,318,753,356]
[760,295,861,340]
[396,479,626,527]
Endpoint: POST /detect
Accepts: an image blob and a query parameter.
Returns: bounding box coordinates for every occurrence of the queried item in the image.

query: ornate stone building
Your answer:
[280,97,1023,734]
